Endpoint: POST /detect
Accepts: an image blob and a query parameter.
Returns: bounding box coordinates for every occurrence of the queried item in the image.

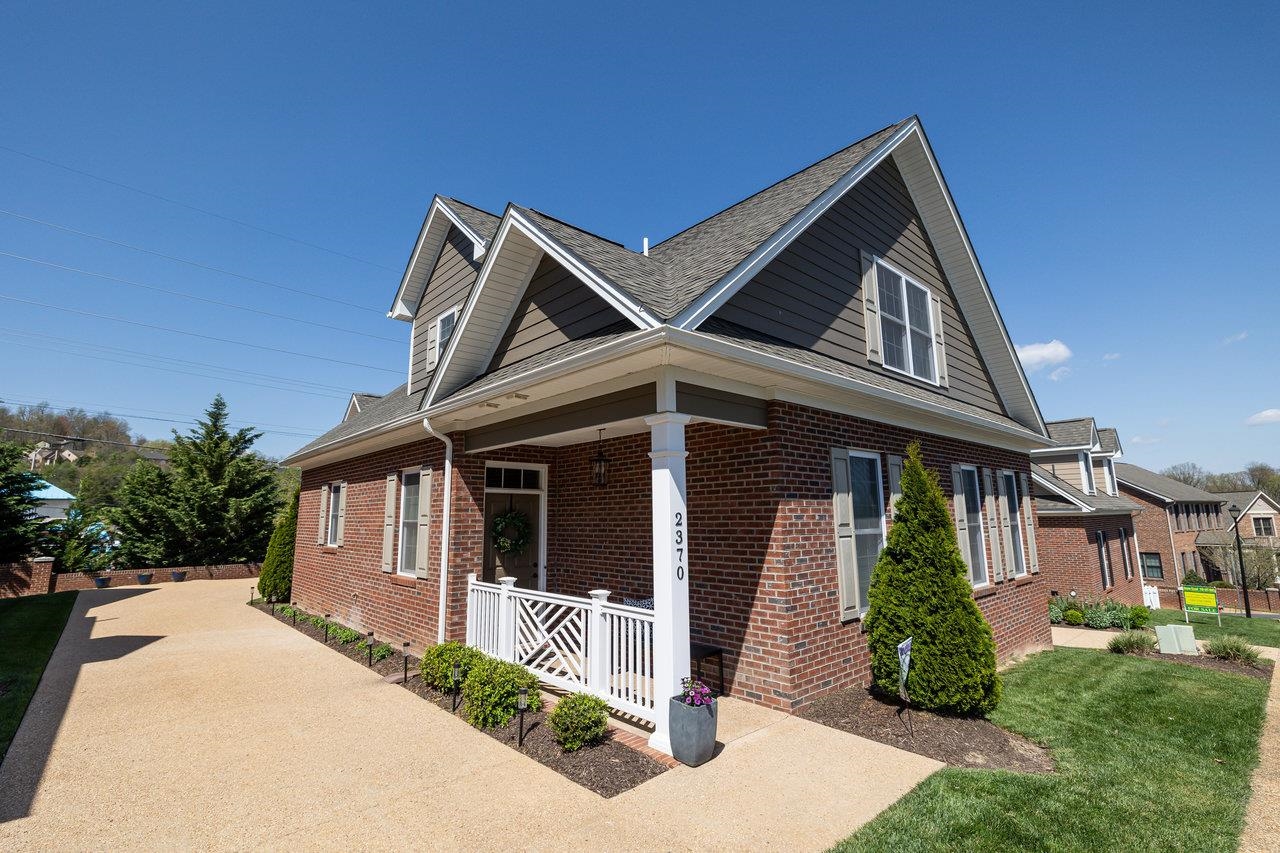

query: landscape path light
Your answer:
[517,687,529,747]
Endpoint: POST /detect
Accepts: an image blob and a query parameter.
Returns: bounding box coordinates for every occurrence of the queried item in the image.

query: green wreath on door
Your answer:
[490,509,532,555]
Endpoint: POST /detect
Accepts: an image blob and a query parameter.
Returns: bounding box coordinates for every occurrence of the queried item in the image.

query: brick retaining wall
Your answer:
[1157,585,1280,614]
[0,561,258,597]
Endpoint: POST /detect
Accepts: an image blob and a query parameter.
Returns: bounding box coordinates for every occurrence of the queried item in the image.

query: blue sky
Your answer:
[1,2,1277,470]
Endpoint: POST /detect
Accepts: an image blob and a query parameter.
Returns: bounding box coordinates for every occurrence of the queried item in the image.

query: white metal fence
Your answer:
[464,574,657,723]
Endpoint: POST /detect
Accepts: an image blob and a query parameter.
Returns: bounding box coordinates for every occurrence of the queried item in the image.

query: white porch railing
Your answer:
[465,573,657,723]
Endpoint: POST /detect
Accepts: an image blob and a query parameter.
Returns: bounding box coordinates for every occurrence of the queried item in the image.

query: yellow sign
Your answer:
[1183,585,1218,614]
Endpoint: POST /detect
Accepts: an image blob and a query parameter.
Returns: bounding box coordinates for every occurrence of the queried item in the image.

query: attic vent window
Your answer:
[875,261,936,383]
[435,307,458,361]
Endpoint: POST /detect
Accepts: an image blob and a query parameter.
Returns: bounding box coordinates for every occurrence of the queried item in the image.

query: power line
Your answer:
[0,395,322,434]
[0,326,354,394]
[0,250,402,343]
[0,208,385,314]
[0,426,154,450]
[0,293,402,374]
[0,144,397,272]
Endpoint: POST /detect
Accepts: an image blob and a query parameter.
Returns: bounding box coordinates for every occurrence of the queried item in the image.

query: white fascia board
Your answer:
[1116,477,1174,504]
[666,327,1054,449]
[387,197,490,321]
[435,201,489,260]
[1031,470,1094,512]
[1030,443,1094,454]
[672,120,917,331]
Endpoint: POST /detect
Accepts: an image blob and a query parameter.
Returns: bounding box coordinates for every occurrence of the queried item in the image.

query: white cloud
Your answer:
[1103,352,1121,361]
[1223,331,1249,346]
[1049,366,1072,382]
[1246,409,1280,426]
[1130,435,1161,445]
[1016,340,1073,372]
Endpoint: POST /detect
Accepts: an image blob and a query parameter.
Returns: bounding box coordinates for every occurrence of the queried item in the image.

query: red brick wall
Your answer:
[49,563,259,592]
[1033,513,1143,606]
[1122,485,1178,590]
[0,559,53,598]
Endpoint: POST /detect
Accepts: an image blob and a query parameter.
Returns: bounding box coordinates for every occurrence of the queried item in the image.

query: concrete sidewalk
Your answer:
[0,580,938,851]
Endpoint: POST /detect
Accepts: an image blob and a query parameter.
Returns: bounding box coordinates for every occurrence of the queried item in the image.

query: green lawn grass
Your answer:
[834,648,1269,853]
[0,592,77,765]
[1150,607,1280,648]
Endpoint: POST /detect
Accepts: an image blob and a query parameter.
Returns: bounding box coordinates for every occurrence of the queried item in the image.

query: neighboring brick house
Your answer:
[283,116,1056,755]
[1196,490,1280,587]
[1030,419,1143,606]
[1114,463,1226,596]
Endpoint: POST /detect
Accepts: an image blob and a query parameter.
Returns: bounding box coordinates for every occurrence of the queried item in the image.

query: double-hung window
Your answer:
[833,450,886,616]
[326,483,342,546]
[1003,472,1027,577]
[397,470,421,576]
[1119,528,1133,580]
[1255,517,1275,537]
[1140,552,1164,579]
[875,261,936,383]
[959,466,988,586]
[435,308,458,361]
[1096,530,1112,588]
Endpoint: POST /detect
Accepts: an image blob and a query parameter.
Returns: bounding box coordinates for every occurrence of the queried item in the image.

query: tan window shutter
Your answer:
[317,484,329,545]
[952,464,971,569]
[887,455,903,521]
[996,472,1016,578]
[830,448,859,621]
[381,473,397,572]
[427,321,439,367]
[414,469,432,579]
[930,294,948,387]
[861,252,882,364]
[335,483,348,546]
[1019,472,1039,573]
[982,468,1004,580]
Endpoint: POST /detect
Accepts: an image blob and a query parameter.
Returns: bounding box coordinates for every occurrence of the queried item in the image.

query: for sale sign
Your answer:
[1183,585,1218,614]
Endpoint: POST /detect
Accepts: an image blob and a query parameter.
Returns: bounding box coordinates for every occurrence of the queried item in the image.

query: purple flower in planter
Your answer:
[678,677,714,706]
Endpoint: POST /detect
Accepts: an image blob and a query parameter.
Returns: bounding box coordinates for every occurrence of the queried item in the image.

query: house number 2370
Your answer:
[674,511,685,581]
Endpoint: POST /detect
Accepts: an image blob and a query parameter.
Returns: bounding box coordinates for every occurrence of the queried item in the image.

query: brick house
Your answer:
[283,116,1055,754]
[1030,420,1144,606]
[1196,490,1280,587]
[1114,463,1226,599]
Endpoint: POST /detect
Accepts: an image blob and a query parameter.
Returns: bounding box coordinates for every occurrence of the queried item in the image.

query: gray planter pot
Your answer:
[136,573,153,585]
[669,697,717,766]
[170,570,187,582]
[92,576,110,589]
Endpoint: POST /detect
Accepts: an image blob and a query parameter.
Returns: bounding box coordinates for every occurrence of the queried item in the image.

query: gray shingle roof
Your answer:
[1208,490,1261,512]
[1032,464,1139,515]
[287,383,428,461]
[1115,463,1226,503]
[439,197,501,244]
[1045,418,1095,447]
[448,324,639,401]
[1097,427,1120,455]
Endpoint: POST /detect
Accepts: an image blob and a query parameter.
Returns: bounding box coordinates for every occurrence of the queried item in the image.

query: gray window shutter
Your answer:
[317,484,329,545]
[414,469,432,579]
[887,455,903,521]
[830,448,859,621]
[930,294,948,387]
[983,468,1004,580]
[381,473,397,572]
[952,464,971,569]
[996,472,1016,578]
[335,482,348,546]
[861,252,882,365]
[1019,472,1038,573]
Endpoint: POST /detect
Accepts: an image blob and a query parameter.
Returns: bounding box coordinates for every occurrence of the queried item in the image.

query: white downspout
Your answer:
[423,417,453,643]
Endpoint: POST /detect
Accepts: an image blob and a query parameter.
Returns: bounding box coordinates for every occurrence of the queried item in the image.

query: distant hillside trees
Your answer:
[1162,461,1280,502]
[0,402,135,449]
[110,395,282,569]
[0,442,42,563]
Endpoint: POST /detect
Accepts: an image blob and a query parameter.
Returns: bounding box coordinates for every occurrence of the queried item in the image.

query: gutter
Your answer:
[422,417,453,643]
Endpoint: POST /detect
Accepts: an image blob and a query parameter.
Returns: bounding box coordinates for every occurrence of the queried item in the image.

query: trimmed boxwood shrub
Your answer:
[865,443,1000,716]
[462,655,543,728]
[1128,605,1151,629]
[419,641,485,691]
[257,486,298,602]
[1064,609,1084,626]
[549,692,609,751]
[1108,630,1156,656]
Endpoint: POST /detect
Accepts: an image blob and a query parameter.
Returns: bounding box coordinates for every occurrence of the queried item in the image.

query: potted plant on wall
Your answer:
[170,568,187,582]
[136,569,153,585]
[669,677,717,766]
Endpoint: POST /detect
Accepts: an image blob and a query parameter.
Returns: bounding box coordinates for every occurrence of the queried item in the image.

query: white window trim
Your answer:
[1079,452,1096,495]
[325,481,343,547]
[874,258,941,387]
[1002,470,1028,577]
[960,464,990,588]
[1096,530,1112,588]
[847,449,888,615]
[396,467,422,577]
[434,306,460,363]
[1103,458,1117,496]
[1120,528,1133,580]
[483,461,549,591]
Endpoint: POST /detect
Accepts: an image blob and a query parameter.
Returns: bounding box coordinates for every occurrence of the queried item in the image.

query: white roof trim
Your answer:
[1116,476,1174,504]
[425,208,658,406]
[1032,470,1094,512]
[1226,492,1280,530]
[387,197,489,321]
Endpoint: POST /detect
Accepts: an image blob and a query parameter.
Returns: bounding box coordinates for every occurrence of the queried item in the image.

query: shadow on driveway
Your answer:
[0,587,162,823]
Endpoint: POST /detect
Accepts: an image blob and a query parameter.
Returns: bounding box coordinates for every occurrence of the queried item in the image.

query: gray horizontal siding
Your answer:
[487,255,625,372]
[712,156,1004,415]
[410,227,482,393]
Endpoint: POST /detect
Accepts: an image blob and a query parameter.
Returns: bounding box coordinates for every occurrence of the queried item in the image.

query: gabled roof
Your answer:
[1097,427,1121,455]
[439,197,501,245]
[1032,464,1138,516]
[387,196,501,321]
[285,383,428,463]
[1044,417,1097,449]
[1115,462,1226,504]
[1211,490,1280,527]
[32,479,74,501]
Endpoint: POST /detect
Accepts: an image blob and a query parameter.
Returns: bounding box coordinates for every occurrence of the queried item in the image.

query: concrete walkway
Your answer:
[0,580,938,851]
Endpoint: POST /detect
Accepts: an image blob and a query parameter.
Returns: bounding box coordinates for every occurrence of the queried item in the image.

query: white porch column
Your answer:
[646,412,692,756]
[497,576,517,662]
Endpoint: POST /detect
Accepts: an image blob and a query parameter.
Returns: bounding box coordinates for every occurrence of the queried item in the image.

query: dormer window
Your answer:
[1080,452,1096,495]
[1103,458,1117,496]
[434,307,458,362]
[876,261,937,383]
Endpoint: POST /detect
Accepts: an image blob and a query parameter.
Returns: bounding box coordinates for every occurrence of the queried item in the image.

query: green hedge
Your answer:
[461,655,542,728]
[419,641,485,691]
[549,692,609,751]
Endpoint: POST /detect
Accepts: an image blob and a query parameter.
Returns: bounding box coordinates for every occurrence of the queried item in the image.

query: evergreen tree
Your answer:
[258,485,299,602]
[0,442,42,563]
[864,442,1001,716]
[109,395,281,568]
[42,501,114,573]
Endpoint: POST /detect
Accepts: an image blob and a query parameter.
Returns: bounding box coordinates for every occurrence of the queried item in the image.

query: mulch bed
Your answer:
[251,602,667,797]
[799,688,1055,773]
[1144,651,1274,681]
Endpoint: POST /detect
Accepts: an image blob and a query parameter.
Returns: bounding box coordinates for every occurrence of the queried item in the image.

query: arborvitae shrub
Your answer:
[258,486,298,602]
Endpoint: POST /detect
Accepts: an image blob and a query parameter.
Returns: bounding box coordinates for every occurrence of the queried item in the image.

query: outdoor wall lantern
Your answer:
[591,428,609,487]
[517,687,530,747]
